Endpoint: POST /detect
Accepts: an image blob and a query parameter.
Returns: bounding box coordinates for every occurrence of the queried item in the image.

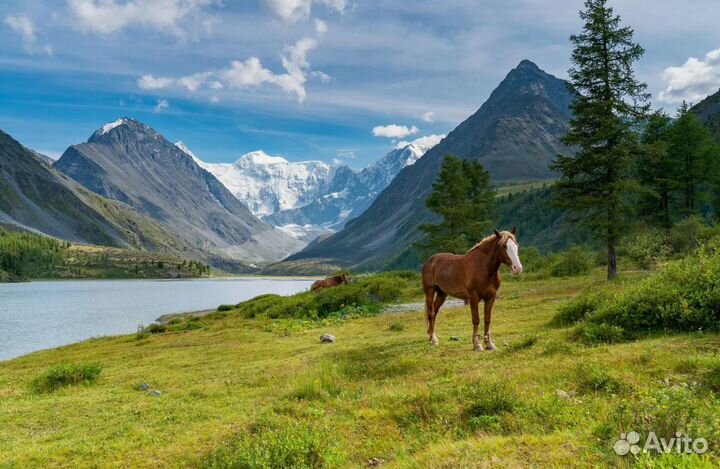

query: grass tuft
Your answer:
[30,363,102,393]
[201,421,345,469]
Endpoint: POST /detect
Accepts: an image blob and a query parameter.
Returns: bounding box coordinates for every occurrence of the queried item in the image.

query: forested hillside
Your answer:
[0,226,210,282]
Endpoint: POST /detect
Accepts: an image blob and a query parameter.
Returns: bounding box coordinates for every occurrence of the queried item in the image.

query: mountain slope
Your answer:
[180,138,438,243]
[287,60,573,268]
[692,88,720,141]
[55,119,302,263]
[0,128,187,250]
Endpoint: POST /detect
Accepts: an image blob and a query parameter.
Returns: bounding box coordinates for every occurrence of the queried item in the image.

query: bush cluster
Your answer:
[554,238,720,343]
[226,271,421,320]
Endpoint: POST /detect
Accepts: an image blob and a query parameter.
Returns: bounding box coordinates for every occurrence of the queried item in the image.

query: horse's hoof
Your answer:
[430,336,439,346]
[484,342,497,351]
[473,345,484,352]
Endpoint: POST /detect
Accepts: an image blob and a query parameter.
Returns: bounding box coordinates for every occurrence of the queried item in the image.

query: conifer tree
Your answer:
[415,155,495,256]
[551,0,650,279]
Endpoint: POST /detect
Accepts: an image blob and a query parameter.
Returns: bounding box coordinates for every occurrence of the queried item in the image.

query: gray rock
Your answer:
[149,390,162,396]
[449,336,461,342]
[139,383,150,391]
[320,333,336,343]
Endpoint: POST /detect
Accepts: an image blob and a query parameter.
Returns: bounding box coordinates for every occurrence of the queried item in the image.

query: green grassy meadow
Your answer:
[1,268,719,468]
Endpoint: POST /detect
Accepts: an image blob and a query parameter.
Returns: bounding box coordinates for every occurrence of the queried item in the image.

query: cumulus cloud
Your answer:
[420,111,435,123]
[137,75,175,90]
[395,134,445,149]
[154,99,170,113]
[659,48,720,104]
[4,14,52,55]
[67,0,216,37]
[137,33,326,101]
[372,124,419,139]
[261,0,346,23]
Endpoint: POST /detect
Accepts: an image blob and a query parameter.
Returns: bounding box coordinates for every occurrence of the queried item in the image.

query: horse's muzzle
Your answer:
[511,265,523,275]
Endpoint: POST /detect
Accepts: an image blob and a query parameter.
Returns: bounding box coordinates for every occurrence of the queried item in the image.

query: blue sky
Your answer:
[1,0,719,167]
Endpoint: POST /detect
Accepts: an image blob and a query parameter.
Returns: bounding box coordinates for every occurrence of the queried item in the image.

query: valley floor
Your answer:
[1,271,718,468]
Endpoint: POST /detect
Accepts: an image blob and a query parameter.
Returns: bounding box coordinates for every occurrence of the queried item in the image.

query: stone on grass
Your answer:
[139,383,150,391]
[320,333,336,343]
[449,336,461,342]
[150,390,162,396]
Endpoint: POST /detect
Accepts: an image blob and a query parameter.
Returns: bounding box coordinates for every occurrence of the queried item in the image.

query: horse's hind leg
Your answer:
[424,287,443,345]
[428,287,446,345]
[425,287,435,342]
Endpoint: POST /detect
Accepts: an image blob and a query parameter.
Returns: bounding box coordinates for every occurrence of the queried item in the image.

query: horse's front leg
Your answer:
[425,288,439,345]
[483,295,497,351]
[469,294,483,352]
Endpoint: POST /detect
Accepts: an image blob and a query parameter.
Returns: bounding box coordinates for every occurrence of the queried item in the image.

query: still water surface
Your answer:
[0,278,312,361]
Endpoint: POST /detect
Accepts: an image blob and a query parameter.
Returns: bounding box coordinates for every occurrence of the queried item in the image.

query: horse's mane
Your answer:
[467,232,515,253]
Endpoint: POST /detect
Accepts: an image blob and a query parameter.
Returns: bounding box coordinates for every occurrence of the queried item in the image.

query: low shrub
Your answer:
[569,322,626,345]
[548,246,595,277]
[552,287,610,326]
[622,228,672,269]
[31,363,102,393]
[388,322,405,332]
[144,323,167,334]
[201,421,345,469]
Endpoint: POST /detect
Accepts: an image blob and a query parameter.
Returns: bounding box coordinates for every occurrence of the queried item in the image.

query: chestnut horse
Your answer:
[421,228,523,351]
[311,273,349,292]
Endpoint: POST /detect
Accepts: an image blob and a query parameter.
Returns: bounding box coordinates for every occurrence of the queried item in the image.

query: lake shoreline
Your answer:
[0,277,315,362]
[1,274,320,284]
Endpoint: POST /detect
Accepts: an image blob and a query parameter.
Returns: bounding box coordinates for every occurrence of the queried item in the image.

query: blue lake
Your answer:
[0,278,313,361]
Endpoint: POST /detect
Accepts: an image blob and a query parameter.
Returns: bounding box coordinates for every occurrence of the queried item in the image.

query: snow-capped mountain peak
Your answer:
[237,150,290,166]
[100,118,128,135]
[185,138,440,244]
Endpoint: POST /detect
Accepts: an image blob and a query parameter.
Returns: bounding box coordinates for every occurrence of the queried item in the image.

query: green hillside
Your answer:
[2,261,719,467]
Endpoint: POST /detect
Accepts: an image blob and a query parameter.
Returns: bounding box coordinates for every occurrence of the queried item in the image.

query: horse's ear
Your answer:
[494,229,501,238]
[511,226,517,236]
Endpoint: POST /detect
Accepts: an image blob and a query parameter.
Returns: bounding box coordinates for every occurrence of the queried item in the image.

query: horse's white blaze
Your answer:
[506,239,523,274]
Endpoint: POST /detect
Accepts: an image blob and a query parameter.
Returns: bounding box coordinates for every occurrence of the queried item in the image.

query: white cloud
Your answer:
[420,111,435,123]
[136,33,325,102]
[138,75,175,90]
[4,14,52,55]
[314,18,328,35]
[335,149,356,159]
[261,0,346,23]
[154,99,170,113]
[659,47,720,104]
[395,134,445,149]
[67,0,216,37]
[372,124,419,139]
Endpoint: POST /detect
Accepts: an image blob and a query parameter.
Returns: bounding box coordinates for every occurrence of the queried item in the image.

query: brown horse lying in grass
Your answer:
[421,228,523,351]
[311,273,349,292]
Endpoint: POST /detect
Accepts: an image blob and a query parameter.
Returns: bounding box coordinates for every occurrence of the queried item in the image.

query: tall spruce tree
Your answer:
[415,155,495,257]
[551,0,650,279]
[637,111,674,228]
[668,102,719,218]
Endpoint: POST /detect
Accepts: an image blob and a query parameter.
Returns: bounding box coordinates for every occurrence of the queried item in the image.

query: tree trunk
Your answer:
[607,239,617,280]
